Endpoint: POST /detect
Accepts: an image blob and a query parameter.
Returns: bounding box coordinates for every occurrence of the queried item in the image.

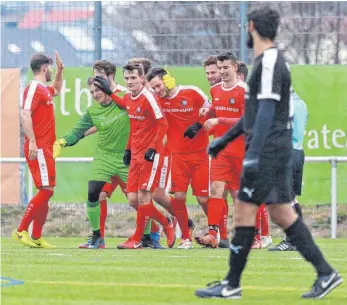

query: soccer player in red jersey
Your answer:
[147,68,211,249]
[236,61,272,249]
[203,55,230,248]
[12,52,64,248]
[195,51,245,248]
[116,63,175,249]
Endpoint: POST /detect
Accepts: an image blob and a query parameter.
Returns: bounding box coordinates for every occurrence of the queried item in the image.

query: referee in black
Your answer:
[195,7,342,300]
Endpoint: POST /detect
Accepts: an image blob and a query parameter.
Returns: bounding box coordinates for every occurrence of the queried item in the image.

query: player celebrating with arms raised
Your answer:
[12,52,64,248]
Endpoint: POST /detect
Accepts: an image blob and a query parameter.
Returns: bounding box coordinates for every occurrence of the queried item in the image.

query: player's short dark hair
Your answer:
[87,77,96,86]
[203,55,218,68]
[128,58,152,75]
[237,61,248,79]
[146,67,167,82]
[30,53,53,74]
[123,63,144,77]
[247,7,280,41]
[93,60,117,80]
[216,51,238,64]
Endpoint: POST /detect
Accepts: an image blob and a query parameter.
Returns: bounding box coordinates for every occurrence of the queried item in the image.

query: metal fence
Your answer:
[1,1,346,68]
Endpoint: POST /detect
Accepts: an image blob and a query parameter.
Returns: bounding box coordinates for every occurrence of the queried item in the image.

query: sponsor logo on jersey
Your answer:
[215,106,239,112]
[163,108,193,113]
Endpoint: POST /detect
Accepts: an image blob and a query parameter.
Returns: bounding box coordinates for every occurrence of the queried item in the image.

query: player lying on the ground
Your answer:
[13,51,64,249]
[53,77,130,249]
[147,68,211,249]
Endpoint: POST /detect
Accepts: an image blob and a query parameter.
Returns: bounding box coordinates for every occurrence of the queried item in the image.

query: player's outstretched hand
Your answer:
[144,148,156,162]
[184,122,202,139]
[243,153,260,182]
[123,149,131,166]
[94,76,113,95]
[208,137,228,158]
[163,69,176,90]
[54,51,64,72]
[53,138,67,159]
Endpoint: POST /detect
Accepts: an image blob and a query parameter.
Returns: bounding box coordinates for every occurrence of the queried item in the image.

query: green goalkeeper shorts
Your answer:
[90,150,128,183]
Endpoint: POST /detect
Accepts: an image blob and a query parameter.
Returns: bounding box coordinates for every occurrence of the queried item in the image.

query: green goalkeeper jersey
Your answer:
[63,101,129,153]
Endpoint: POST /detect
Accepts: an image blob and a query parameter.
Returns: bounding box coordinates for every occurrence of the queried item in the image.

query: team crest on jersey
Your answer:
[136,106,141,113]
[229,98,235,104]
[181,100,188,107]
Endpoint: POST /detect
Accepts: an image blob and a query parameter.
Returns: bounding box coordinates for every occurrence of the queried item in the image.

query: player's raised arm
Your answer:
[53,111,93,158]
[50,51,64,96]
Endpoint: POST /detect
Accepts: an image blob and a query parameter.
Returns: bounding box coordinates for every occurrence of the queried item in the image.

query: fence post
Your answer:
[239,1,248,64]
[330,159,337,239]
[94,1,102,61]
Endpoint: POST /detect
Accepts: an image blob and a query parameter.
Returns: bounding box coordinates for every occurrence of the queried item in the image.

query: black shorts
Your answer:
[238,155,294,205]
[292,149,305,196]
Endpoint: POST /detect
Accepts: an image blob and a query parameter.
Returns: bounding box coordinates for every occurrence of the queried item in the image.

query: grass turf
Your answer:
[1,237,347,305]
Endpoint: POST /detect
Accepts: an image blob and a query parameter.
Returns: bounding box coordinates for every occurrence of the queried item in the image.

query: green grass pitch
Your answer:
[1,237,347,305]
[29,65,347,205]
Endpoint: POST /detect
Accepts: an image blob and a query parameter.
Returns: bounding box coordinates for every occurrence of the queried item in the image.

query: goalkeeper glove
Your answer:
[163,69,176,90]
[144,148,156,162]
[184,122,202,139]
[53,138,67,159]
[94,76,113,95]
[123,149,131,166]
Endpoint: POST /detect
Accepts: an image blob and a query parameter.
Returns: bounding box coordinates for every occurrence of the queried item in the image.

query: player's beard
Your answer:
[247,32,254,49]
[45,71,52,82]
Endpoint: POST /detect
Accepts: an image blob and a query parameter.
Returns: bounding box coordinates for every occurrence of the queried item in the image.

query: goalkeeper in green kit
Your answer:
[54,76,130,248]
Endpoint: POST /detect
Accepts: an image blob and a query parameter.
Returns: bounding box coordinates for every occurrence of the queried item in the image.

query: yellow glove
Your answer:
[53,138,67,159]
[162,69,176,90]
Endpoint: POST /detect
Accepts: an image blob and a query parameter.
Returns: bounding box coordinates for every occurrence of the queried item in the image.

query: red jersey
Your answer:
[158,86,210,153]
[124,87,167,161]
[210,83,245,157]
[22,80,56,150]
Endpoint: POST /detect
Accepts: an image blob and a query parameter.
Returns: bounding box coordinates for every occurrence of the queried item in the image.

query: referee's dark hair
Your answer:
[247,7,280,41]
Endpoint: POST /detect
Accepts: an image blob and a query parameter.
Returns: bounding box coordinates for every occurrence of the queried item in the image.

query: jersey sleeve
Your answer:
[145,90,163,119]
[193,87,211,108]
[22,82,42,112]
[62,111,94,146]
[257,49,283,101]
[47,86,55,96]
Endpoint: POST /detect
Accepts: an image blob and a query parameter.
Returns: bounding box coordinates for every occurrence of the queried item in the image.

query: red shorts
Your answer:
[170,150,209,196]
[127,153,163,193]
[210,153,243,191]
[25,148,56,188]
[102,176,127,198]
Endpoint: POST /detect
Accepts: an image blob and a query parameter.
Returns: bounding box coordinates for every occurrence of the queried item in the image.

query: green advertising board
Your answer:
[43,65,346,205]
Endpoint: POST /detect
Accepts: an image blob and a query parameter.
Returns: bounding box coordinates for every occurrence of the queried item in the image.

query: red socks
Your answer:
[151,220,160,233]
[100,200,107,238]
[133,203,152,242]
[171,198,190,240]
[219,199,229,240]
[18,189,53,238]
[259,203,269,236]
